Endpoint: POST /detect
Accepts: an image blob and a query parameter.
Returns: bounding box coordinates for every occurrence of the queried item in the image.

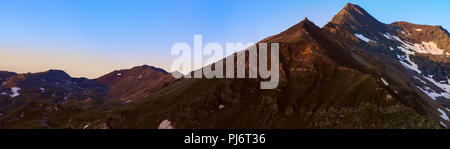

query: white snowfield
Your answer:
[380,78,389,86]
[354,33,371,43]
[414,76,427,84]
[438,108,449,128]
[389,47,395,51]
[438,108,449,121]
[414,41,445,55]
[417,86,446,100]
[441,121,447,128]
[414,28,423,32]
[10,87,21,98]
[423,75,450,98]
[381,32,450,101]
[382,33,422,73]
[416,75,450,101]
[382,32,445,55]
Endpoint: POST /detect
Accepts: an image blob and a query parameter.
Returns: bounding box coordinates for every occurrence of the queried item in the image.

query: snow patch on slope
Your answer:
[384,33,444,55]
[440,121,447,128]
[423,76,450,99]
[354,33,371,43]
[384,32,450,101]
[83,124,89,129]
[416,75,450,100]
[389,47,395,51]
[438,108,449,121]
[382,33,394,40]
[414,76,427,84]
[380,78,389,86]
[417,86,444,100]
[414,41,444,55]
[382,33,422,74]
[10,87,21,98]
[397,45,421,74]
[158,119,174,129]
[382,33,445,75]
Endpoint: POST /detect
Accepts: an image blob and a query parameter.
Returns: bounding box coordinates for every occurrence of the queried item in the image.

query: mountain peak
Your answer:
[47,69,66,73]
[329,3,387,33]
[261,17,321,43]
[131,65,151,70]
[332,3,377,24]
[341,3,373,19]
[302,17,310,22]
[130,65,169,74]
[342,3,366,15]
[300,17,315,26]
[281,18,319,34]
[40,69,71,79]
[149,66,169,74]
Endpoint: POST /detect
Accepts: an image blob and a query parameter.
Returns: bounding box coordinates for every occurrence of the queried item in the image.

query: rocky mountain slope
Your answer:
[0,66,174,128]
[96,65,175,103]
[323,4,450,127]
[0,71,16,85]
[0,3,448,129]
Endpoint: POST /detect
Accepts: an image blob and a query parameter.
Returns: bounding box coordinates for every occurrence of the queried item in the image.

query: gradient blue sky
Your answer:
[0,0,448,78]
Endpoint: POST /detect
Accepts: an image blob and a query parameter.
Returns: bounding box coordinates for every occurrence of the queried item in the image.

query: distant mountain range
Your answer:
[0,3,449,129]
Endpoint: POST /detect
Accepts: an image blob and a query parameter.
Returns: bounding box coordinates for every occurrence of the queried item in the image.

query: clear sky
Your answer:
[0,0,448,78]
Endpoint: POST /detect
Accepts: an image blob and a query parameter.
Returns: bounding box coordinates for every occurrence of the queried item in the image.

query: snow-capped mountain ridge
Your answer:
[324,3,450,127]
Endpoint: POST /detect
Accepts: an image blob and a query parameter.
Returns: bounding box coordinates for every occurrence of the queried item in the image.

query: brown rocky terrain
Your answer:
[0,3,448,129]
[96,65,175,103]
